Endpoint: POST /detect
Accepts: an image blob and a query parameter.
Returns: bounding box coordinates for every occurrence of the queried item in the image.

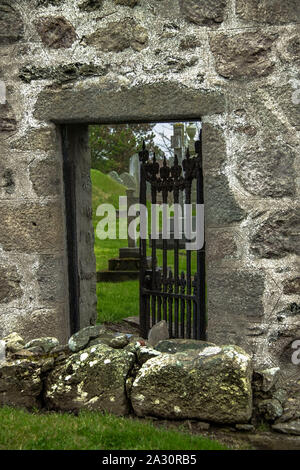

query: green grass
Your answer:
[96,280,139,323]
[0,407,227,450]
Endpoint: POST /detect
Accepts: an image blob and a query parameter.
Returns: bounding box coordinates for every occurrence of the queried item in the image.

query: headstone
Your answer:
[171,123,185,165]
[186,123,197,203]
[170,123,185,207]
[109,170,123,185]
[186,122,197,156]
[129,153,140,196]
[120,172,136,190]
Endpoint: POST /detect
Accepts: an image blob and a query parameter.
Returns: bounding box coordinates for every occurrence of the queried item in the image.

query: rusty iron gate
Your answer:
[139,129,206,340]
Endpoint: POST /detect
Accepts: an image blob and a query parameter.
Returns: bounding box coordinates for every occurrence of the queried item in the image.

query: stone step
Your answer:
[119,247,140,259]
[108,257,141,271]
[97,271,139,282]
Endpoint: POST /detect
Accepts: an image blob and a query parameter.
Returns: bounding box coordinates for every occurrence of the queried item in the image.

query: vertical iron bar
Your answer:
[185,180,192,339]
[157,294,162,322]
[162,183,168,324]
[139,150,148,339]
[151,183,157,328]
[174,180,180,339]
[180,272,186,338]
[168,270,173,337]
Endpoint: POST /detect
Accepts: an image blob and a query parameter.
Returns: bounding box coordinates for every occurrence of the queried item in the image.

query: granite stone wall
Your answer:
[0,0,299,372]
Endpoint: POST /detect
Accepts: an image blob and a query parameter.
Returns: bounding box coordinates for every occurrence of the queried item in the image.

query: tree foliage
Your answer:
[89,123,161,174]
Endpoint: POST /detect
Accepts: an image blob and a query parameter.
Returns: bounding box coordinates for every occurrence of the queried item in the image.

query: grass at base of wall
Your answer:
[0,407,227,450]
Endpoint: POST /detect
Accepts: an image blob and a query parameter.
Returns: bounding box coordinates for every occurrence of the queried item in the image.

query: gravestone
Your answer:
[129,153,140,197]
[120,172,136,191]
[109,171,123,185]
[186,122,198,204]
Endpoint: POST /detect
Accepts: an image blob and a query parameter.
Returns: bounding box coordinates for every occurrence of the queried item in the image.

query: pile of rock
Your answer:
[0,322,298,433]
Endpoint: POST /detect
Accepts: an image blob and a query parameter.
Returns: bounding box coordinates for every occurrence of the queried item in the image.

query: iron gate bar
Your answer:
[139,127,206,341]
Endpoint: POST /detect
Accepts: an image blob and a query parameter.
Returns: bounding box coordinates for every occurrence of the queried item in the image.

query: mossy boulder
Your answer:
[131,344,253,423]
[45,344,135,415]
[0,360,45,408]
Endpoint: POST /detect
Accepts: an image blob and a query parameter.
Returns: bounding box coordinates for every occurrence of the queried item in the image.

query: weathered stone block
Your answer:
[131,344,253,423]
[210,32,277,79]
[0,117,16,132]
[253,367,280,393]
[236,0,300,24]
[258,398,283,422]
[68,325,106,352]
[0,167,15,195]
[114,0,138,6]
[155,339,215,354]
[273,421,300,436]
[10,127,58,153]
[179,0,226,26]
[8,307,70,344]
[0,2,23,44]
[19,63,108,84]
[85,18,148,52]
[202,123,226,171]
[0,265,22,304]
[89,334,129,349]
[79,0,103,10]
[25,337,59,354]
[2,332,25,352]
[250,209,300,258]
[206,230,238,263]
[45,344,135,415]
[278,33,300,65]
[37,255,66,303]
[275,84,300,130]
[0,104,17,132]
[207,269,265,318]
[235,144,296,198]
[69,325,130,352]
[0,202,64,253]
[283,278,300,296]
[205,174,246,226]
[0,361,43,408]
[34,82,226,123]
[29,159,61,197]
[179,35,202,50]
[35,17,77,49]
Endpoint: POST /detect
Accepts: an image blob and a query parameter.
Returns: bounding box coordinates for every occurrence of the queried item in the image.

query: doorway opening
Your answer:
[88,120,205,339]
